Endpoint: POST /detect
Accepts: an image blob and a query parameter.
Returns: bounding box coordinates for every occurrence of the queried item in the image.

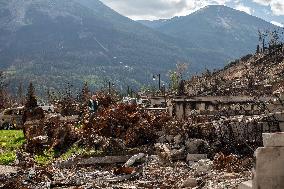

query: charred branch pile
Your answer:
[85,103,171,148]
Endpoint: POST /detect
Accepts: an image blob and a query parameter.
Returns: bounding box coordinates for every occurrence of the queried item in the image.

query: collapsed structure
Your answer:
[1,38,284,188]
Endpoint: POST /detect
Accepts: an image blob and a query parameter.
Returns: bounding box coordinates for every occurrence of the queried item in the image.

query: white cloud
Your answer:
[235,4,253,14]
[101,0,231,20]
[271,0,284,15]
[253,0,284,15]
[271,21,284,27]
[252,0,272,6]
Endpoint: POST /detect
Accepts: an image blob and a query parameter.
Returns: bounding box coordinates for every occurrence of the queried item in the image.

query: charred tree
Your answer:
[25,82,38,109]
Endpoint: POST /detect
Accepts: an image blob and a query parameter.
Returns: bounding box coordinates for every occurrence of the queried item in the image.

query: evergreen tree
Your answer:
[25,82,38,109]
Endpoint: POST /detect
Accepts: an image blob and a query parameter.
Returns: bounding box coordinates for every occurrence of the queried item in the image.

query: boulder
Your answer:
[185,139,209,154]
[180,177,198,188]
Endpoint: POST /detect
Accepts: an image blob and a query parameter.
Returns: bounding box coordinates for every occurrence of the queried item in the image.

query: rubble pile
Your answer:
[86,104,171,147]
[213,152,253,173]
[23,115,79,154]
[0,154,252,189]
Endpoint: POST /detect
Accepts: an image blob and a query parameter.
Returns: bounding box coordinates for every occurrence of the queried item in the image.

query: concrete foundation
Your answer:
[253,132,284,189]
[238,180,252,189]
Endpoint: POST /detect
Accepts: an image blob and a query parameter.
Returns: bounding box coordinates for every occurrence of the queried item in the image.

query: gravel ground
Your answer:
[0,155,252,189]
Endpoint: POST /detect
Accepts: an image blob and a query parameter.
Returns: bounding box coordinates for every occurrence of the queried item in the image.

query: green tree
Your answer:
[169,70,180,92]
[169,63,189,93]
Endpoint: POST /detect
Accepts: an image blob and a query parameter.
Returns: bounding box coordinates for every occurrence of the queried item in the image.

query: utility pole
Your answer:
[127,86,130,96]
[108,82,111,94]
[158,74,161,91]
[153,74,161,91]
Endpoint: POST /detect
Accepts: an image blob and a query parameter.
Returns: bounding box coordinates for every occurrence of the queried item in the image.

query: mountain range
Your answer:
[138,5,281,69]
[0,0,280,93]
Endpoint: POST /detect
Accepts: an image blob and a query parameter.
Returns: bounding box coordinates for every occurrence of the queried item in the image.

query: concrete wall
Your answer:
[175,102,184,120]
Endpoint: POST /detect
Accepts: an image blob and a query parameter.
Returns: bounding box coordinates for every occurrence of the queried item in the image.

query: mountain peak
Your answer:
[192,4,246,17]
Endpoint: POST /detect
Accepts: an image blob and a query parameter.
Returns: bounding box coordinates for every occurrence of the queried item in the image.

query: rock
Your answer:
[155,143,186,161]
[186,154,207,162]
[192,159,213,175]
[0,165,18,175]
[185,139,209,154]
[124,153,145,167]
[165,135,174,143]
[181,177,198,188]
[170,147,186,161]
[262,132,284,147]
[174,134,182,145]
[155,143,171,161]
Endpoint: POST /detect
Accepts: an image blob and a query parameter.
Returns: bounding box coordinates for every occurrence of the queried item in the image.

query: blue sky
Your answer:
[101,0,284,27]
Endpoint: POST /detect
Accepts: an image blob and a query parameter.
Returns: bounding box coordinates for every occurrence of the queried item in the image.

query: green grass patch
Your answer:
[60,144,103,161]
[34,150,56,166]
[0,130,104,166]
[0,130,25,165]
[34,144,103,165]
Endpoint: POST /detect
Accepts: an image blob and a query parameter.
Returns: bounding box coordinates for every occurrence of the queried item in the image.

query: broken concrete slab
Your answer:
[78,156,132,165]
[238,180,252,189]
[262,132,284,147]
[124,153,145,167]
[254,147,284,189]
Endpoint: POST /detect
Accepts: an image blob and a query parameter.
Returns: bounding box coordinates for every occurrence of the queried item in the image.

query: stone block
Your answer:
[279,122,284,132]
[262,132,284,147]
[238,180,252,189]
[186,154,207,162]
[254,147,284,189]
